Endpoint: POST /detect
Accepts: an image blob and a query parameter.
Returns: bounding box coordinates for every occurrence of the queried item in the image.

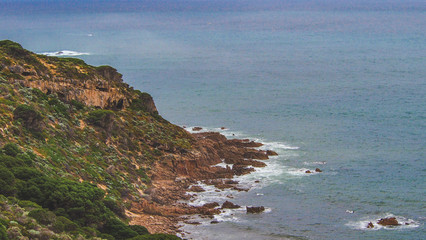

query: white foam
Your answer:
[39,50,90,57]
[303,161,327,166]
[286,167,319,176]
[346,213,420,230]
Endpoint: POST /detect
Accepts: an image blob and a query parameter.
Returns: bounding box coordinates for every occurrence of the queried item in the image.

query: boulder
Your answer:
[367,222,374,228]
[305,170,312,174]
[188,185,205,192]
[246,206,265,214]
[315,168,322,172]
[221,201,240,209]
[377,217,400,226]
[192,127,203,131]
[203,202,220,209]
[266,150,278,156]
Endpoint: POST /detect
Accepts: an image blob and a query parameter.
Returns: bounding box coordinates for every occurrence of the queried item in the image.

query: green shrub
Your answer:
[0,166,15,195]
[0,154,24,168]
[87,109,115,129]
[52,216,78,233]
[28,208,56,225]
[103,198,126,218]
[48,98,69,117]
[70,99,85,110]
[13,104,44,132]
[32,88,48,101]
[0,222,7,240]
[2,143,21,157]
[129,225,150,235]
[18,200,42,209]
[100,218,138,240]
[12,167,42,180]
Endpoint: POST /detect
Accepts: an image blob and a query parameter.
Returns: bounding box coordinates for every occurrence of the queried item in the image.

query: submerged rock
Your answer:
[367,222,374,228]
[377,217,400,226]
[246,206,265,214]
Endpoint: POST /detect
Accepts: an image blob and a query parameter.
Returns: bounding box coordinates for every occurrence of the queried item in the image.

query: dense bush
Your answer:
[129,225,150,235]
[0,154,25,168]
[48,98,69,117]
[13,104,44,132]
[28,208,56,225]
[87,109,115,129]
[0,166,15,195]
[2,143,21,157]
[100,218,138,240]
[32,88,48,101]
[0,222,7,240]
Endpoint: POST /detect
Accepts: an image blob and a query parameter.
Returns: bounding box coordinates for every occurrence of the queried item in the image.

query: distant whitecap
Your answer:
[39,50,90,57]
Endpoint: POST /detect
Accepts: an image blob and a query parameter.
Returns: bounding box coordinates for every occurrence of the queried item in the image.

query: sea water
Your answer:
[1,0,425,239]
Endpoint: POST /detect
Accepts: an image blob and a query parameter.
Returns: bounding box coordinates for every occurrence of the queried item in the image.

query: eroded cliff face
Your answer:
[0,40,157,113]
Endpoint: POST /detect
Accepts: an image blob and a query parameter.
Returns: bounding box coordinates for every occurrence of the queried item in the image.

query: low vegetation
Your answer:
[0,40,191,239]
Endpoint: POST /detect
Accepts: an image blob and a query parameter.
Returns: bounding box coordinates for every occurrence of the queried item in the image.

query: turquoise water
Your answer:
[1,1,425,239]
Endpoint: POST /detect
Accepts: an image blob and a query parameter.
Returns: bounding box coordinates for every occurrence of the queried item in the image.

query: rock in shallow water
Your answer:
[246,206,265,214]
[221,201,241,209]
[377,217,400,226]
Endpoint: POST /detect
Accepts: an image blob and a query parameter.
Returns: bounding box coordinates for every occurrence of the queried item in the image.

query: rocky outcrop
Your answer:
[377,217,400,226]
[246,206,265,214]
[221,201,240,209]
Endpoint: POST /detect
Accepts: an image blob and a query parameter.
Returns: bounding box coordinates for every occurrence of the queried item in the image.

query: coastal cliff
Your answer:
[0,40,274,239]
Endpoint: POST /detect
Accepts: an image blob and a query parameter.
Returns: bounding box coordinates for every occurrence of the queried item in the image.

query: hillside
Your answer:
[0,40,275,239]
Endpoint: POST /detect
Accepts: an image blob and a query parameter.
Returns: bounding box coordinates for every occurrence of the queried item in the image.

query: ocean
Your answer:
[1,0,425,239]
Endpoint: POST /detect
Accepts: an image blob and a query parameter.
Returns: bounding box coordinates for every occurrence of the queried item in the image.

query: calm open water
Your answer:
[1,1,425,239]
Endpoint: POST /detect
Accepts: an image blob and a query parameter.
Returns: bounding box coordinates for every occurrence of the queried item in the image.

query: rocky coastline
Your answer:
[127,130,277,236]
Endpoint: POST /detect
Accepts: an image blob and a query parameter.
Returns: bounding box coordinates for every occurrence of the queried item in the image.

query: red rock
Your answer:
[220,127,226,130]
[211,220,219,224]
[246,206,265,214]
[315,168,322,172]
[266,150,278,156]
[188,185,205,192]
[224,179,239,184]
[192,127,203,131]
[255,180,260,183]
[221,201,240,209]
[305,170,312,173]
[203,202,220,209]
[367,222,374,228]
[377,217,400,226]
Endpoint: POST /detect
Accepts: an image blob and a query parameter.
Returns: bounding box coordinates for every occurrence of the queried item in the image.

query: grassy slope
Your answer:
[0,40,190,239]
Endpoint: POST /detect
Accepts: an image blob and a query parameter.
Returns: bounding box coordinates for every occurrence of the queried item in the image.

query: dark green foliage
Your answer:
[18,177,110,227]
[103,198,126,218]
[28,208,56,225]
[129,234,181,240]
[0,154,24,168]
[0,222,7,240]
[87,109,115,129]
[100,218,138,240]
[13,104,44,132]
[0,166,15,195]
[2,143,20,157]
[18,200,42,209]
[71,99,85,110]
[32,88,48,101]
[99,233,116,240]
[12,167,42,180]
[52,216,78,233]
[129,225,150,235]
[48,98,69,117]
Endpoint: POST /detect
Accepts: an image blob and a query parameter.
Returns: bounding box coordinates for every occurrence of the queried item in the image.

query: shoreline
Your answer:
[126,128,278,237]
